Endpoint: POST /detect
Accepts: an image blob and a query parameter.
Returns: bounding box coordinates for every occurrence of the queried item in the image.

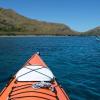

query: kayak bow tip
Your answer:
[36,52,40,55]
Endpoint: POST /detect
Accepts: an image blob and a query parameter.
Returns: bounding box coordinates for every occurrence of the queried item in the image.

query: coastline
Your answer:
[0,32,99,37]
[0,35,71,37]
[0,34,98,37]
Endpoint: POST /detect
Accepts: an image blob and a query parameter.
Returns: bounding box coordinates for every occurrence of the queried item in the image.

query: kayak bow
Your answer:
[0,52,69,100]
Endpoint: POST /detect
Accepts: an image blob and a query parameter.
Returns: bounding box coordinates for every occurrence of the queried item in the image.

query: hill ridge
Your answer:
[0,7,99,35]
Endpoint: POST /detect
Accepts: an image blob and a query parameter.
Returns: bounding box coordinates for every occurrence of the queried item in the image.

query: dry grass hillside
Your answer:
[0,8,77,35]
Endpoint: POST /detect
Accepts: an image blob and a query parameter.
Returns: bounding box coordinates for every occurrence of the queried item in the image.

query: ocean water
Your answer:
[0,36,100,100]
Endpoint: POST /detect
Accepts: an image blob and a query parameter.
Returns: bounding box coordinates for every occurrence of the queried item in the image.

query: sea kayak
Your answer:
[0,52,69,100]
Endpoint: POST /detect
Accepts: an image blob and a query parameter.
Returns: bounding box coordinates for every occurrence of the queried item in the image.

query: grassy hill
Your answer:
[83,27,100,35]
[0,8,99,36]
[0,8,77,36]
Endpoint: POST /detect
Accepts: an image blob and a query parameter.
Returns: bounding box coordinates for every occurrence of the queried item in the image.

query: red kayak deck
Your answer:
[0,53,69,100]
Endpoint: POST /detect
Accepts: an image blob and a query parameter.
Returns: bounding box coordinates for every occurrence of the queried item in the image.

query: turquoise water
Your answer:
[0,36,100,100]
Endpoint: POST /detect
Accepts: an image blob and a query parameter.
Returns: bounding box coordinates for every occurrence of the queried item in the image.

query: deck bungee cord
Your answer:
[16,66,56,92]
[16,67,53,80]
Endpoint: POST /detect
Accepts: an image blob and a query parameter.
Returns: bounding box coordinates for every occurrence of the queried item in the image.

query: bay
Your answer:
[0,36,100,100]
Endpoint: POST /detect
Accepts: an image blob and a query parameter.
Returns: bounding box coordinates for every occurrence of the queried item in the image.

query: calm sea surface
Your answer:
[0,36,100,100]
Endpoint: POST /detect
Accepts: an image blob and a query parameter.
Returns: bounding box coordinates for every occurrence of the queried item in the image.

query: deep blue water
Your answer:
[0,36,100,100]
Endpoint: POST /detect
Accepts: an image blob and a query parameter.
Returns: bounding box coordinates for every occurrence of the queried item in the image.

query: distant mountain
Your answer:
[83,27,100,35]
[0,7,99,36]
[0,8,78,35]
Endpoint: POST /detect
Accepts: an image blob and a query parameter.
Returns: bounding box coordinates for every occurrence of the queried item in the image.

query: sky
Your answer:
[0,0,100,32]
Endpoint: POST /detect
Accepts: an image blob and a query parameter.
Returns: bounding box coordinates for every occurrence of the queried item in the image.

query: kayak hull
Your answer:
[0,53,69,100]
